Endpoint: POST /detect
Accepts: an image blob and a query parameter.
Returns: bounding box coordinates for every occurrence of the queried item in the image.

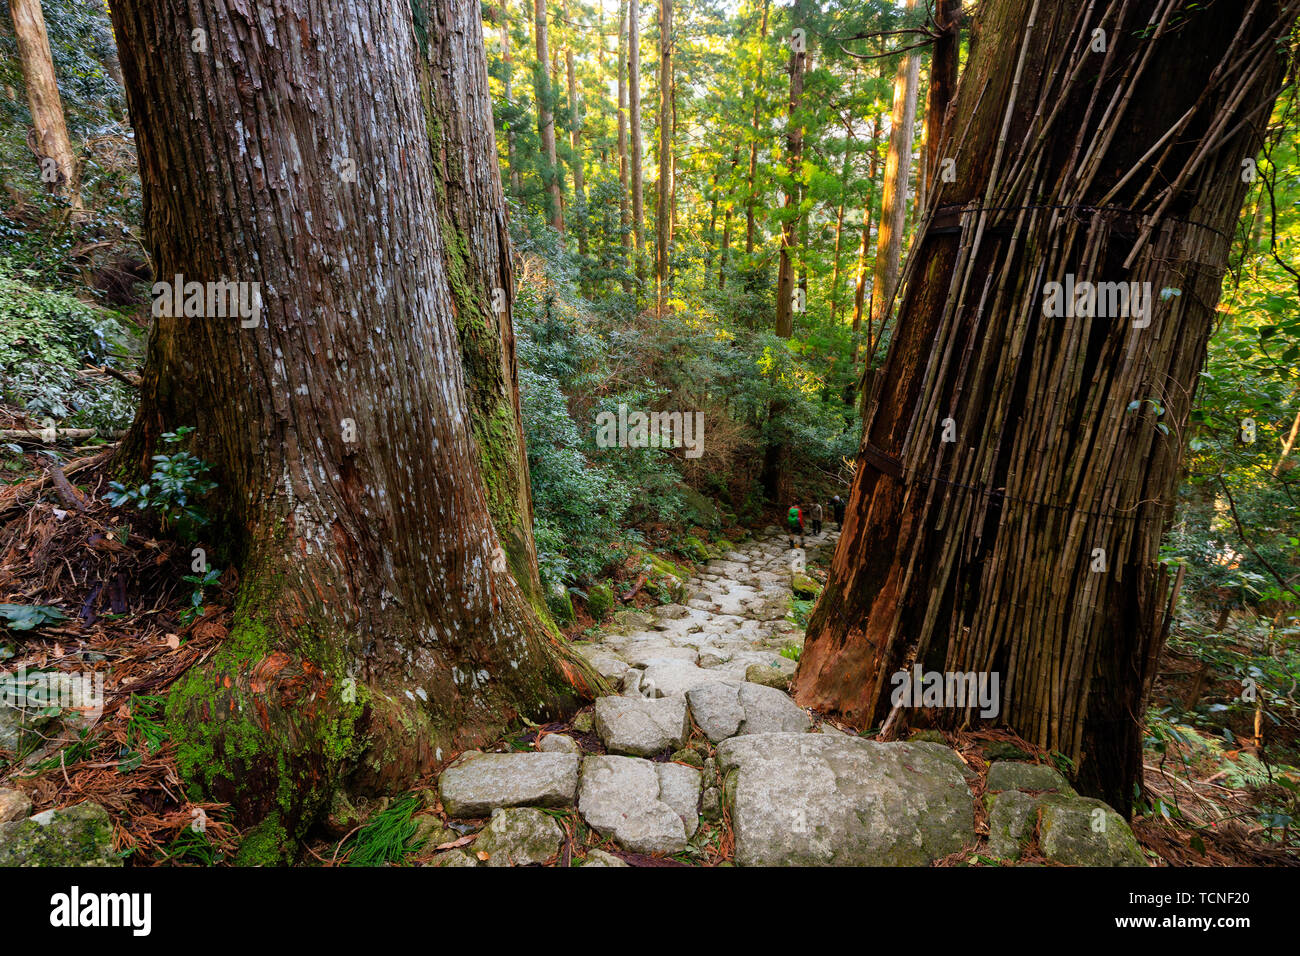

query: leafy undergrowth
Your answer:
[0,450,238,864]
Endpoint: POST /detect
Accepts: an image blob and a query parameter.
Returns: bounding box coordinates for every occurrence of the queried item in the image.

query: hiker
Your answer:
[786,502,805,549]
[810,501,824,536]
[830,494,845,530]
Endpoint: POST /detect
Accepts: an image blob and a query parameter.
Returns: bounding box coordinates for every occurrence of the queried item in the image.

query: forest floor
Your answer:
[0,446,1295,865]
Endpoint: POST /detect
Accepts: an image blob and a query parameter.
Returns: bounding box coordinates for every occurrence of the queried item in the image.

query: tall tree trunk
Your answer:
[718,147,740,290]
[9,0,80,209]
[761,2,808,502]
[629,0,646,284]
[744,0,771,256]
[655,0,673,311]
[108,0,599,851]
[828,146,853,323]
[850,113,882,354]
[794,0,1297,815]
[534,0,565,231]
[501,0,522,195]
[924,0,962,213]
[563,2,587,257]
[774,9,806,338]
[421,0,547,611]
[617,0,632,291]
[869,0,921,330]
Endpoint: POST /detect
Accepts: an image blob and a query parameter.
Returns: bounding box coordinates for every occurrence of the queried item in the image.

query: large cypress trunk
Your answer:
[108,0,599,852]
[418,0,546,610]
[794,0,1297,815]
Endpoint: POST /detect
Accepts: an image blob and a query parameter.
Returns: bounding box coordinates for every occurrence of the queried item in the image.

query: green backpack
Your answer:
[787,506,800,529]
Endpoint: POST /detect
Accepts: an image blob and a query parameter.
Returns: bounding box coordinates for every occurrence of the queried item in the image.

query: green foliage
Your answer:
[0,268,139,431]
[787,597,815,628]
[180,567,222,626]
[0,603,68,631]
[340,795,426,867]
[105,428,216,539]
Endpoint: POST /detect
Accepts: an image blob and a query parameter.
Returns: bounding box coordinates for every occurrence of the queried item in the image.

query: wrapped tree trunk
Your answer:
[794,0,1298,814]
[108,0,600,853]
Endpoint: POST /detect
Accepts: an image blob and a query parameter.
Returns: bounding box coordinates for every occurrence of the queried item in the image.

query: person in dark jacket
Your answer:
[830,494,846,529]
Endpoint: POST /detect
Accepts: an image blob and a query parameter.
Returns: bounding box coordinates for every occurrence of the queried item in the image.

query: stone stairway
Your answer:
[426,528,1149,867]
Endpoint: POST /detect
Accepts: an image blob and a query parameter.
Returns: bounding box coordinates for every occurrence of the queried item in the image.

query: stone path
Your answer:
[427,528,1149,867]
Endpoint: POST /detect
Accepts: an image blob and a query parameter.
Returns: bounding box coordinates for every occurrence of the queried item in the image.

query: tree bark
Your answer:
[774,6,807,338]
[851,113,882,354]
[617,0,633,292]
[869,0,921,330]
[9,0,80,209]
[108,0,599,850]
[655,0,673,310]
[794,0,1298,815]
[629,0,646,284]
[501,0,523,195]
[420,0,547,611]
[923,0,962,213]
[744,0,771,257]
[563,2,587,257]
[534,0,565,231]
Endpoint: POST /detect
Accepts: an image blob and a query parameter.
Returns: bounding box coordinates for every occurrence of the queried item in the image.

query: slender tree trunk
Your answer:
[869,0,921,330]
[924,0,962,212]
[655,0,673,311]
[617,0,632,291]
[718,147,740,290]
[629,0,646,284]
[851,113,882,356]
[744,0,771,257]
[9,0,80,209]
[501,1,522,195]
[534,0,565,231]
[794,0,1298,815]
[829,146,853,323]
[774,9,806,338]
[563,2,587,257]
[109,0,600,851]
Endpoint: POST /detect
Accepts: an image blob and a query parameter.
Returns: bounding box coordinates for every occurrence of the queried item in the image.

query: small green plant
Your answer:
[127,694,168,753]
[340,795,426,866]
[787,596,815,628]
[0,603,68,632]
[780,642,802,662]
[105,428,216,538]
[179,566,222,625]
